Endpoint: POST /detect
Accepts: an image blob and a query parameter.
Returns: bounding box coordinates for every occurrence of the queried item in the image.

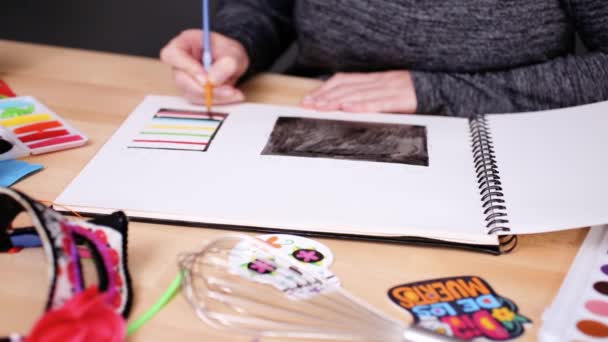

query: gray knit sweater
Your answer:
[213,0,608,116]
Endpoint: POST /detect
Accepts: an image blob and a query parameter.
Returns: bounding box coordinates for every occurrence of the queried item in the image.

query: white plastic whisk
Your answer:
[179,234,459,342]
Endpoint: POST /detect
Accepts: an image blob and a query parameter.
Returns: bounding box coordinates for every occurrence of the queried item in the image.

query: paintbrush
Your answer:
[202,0,213,113]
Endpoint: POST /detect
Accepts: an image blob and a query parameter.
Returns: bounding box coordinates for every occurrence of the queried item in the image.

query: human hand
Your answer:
[301,71,417,114]
[160,29,249,105]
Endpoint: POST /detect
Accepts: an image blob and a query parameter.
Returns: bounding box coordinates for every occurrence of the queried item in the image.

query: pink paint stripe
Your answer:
[132,139,208,146]
[586,300,608,316]
[27,134,83,149]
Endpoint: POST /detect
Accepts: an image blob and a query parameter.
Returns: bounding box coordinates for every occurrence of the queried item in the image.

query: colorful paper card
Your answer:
[229,234,340,291]
[0,159,43,187]
[388,276,531,341]
[0,96,88,160]
[127,108,226,151]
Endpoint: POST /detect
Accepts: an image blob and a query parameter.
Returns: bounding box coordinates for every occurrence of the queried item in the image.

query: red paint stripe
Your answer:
[18,129,70,143]
[0,80,16,97]
[13,120,63,134]
[27,134,83,149]
[132,139,208,146]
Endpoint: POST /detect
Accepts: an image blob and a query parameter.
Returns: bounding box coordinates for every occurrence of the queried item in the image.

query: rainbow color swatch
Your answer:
[0,96,87,157]
[128,108,227,151]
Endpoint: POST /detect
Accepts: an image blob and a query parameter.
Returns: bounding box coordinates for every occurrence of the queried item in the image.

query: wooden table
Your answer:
[0,39,587,341]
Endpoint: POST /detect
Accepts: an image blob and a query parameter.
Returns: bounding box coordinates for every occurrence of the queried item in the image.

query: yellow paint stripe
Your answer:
[1,113,53,127]
[147,124,216,131]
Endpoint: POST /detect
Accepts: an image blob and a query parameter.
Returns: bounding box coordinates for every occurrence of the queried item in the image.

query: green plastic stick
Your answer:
[126,272,183,336]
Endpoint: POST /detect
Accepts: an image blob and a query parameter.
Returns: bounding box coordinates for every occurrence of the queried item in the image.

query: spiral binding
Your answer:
[469,115,513,243]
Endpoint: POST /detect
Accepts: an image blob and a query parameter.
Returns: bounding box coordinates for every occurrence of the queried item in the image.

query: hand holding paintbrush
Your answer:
[160,3,248,106]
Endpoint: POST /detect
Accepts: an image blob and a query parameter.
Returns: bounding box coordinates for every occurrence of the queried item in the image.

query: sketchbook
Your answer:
[54,96,608,254]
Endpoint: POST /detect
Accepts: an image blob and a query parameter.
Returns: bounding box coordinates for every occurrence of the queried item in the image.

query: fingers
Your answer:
[301,83,380,110]
[160,30,248,87]
[341,96,408,113]
[174,69,245,105]
[207,56,241,85]
[307,73,379,101]
[162,30,250,105]
[305,73,376,100]
[213,85,246,104]
[160,29,205,76]
[300,71,417,114]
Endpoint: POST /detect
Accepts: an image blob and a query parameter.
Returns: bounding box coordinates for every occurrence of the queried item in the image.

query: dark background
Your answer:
[0,0,214,57]
[0,1,583,66]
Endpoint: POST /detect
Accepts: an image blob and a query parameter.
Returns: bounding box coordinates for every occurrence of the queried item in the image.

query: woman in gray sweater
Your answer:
[160,0,608,116]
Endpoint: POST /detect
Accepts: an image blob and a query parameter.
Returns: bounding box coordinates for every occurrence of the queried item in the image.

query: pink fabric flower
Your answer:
[27,287,125,342]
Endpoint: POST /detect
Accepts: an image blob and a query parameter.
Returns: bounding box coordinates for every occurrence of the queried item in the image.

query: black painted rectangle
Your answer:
[262,117,429,166]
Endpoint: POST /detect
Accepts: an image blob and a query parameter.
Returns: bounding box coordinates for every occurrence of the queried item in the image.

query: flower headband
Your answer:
[0,187,133,341]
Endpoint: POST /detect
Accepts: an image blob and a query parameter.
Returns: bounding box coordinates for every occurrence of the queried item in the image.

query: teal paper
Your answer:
[0,159,43,187]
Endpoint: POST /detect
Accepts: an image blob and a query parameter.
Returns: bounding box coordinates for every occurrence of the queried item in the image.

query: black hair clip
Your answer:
[0,138,13,154]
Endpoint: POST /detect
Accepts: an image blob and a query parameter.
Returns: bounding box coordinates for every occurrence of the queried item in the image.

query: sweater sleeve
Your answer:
[212,0,296,76]
[411,0,608,116]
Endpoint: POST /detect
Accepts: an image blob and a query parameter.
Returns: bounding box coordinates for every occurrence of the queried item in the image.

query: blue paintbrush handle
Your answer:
[202,0,212,71]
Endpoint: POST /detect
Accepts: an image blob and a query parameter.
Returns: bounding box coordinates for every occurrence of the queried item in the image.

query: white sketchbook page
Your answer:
[487,101,608,234]
[56,95,496,245]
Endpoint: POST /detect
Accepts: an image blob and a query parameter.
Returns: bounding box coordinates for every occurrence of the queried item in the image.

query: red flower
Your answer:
[94,230,108,245]
[27,287,125,342]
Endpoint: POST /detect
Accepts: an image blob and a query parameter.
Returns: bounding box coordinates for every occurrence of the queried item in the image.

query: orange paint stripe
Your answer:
[13,120,63,134]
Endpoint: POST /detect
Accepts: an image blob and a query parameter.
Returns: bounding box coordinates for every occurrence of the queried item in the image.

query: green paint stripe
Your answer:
[139,131,211,138]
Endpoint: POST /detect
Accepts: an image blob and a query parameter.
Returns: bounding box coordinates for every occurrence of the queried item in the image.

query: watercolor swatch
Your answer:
[0,96,87,159]
[262,117,429,166]
[128,108,227,151]
[539,226,608,341]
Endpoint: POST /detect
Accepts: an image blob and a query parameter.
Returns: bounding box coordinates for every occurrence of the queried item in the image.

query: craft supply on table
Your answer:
[0,80,16,98]
[126,273,183,336]
[0,136,13,154]
[179,234,458,341]
[0,187,133,341]
[0,96,88,160]
[0,159,43,187]
[233,234,340,287]
[388,276,531,341]
[123,234,339,336]
[539,225,608,341]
